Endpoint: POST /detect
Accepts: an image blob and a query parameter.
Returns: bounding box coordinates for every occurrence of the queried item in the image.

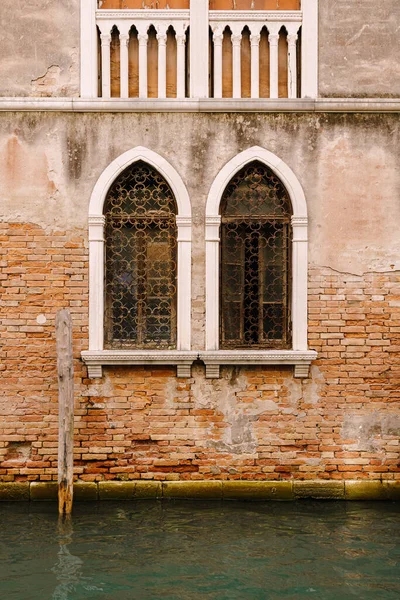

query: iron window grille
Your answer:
[220,160,292,349]
[104,161,178,349]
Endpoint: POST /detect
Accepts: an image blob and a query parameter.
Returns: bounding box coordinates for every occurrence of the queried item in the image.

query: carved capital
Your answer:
[250,34,261,46]
[231,34,242,47]
[206,215,222,226]
[156,33,167,46]
[291,216,308,227]
[287,33,298,46]
[89,215,106,226]
[176,34,186,47]
[213,28,224,45]
[100,33,111,46]
[268,33,279,46]
[138,34,148,46]
[119,33,130,46]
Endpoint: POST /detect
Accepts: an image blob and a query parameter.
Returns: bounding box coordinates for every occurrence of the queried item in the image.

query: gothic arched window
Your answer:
[104,161,178,349]
[220,161,292,349]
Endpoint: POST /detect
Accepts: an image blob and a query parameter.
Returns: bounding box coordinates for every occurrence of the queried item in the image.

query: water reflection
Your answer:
[0,501,398,600]
[52,516,104,600]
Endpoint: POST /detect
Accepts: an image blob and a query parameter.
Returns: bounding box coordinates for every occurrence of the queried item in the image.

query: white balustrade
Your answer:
[81,1,317,100]
[96,9,189,99]
[210,11,302,99]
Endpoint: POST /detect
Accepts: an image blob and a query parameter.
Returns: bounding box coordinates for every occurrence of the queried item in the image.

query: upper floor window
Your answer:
[220,161,292,349]
[104,161,178,349]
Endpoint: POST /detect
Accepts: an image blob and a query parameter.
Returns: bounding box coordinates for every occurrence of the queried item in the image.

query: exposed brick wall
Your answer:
[0,223,399,482]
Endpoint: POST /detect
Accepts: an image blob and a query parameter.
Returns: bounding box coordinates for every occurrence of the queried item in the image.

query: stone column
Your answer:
[268,28,279,99]
[287,31,298,99]
[176,34,187,99]
[250,33,260,99]
[232,33,242,99]
[100,32,111,99]
[213,29,223,99]
[88,216,105,352]
[138,32,149,99]
[291,216,308,351]
[120,32,130,99]
[157,28,168,99]
[205,216,222,350]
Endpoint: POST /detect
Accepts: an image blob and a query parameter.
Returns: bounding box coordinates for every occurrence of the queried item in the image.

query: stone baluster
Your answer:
[176,33,187,99]
[268,26,280,99]
[119,32,130,99]
[100,32,111,99]
[250,33,260,99]
[138,32,149,99]
[213,29,224,99]
[232,33,242,99]
[157,27,168,99]
[287,29,299,99]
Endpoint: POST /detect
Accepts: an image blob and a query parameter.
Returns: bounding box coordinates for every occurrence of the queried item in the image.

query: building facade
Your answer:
[0,0,399,491]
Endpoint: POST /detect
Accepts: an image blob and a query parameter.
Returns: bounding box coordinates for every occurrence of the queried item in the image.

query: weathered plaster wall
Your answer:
[0,0,80,97]
[1,0,400,98]
[319,0,400,98]
[0,112,399,304]
[0,112,399,482]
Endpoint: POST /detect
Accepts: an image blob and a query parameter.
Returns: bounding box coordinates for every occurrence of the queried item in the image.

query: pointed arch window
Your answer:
[82,146,195,379]
[203,146,317,379]
[220,161,291,349]
[104,161,178,349]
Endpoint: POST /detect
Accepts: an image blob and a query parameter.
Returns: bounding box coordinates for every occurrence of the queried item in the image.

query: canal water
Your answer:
[0,500,399,599]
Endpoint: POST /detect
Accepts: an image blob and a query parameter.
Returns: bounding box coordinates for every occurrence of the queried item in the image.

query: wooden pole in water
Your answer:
[56,309,74,516]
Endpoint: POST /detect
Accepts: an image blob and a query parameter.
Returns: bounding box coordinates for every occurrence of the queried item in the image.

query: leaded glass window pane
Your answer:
[104,161,177,349]
[220,161,292,349]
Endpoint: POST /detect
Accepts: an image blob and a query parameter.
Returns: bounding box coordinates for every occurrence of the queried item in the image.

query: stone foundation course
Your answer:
[0,481,399,502]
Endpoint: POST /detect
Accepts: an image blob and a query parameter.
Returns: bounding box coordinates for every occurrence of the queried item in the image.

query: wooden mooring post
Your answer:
[56,309,74,516]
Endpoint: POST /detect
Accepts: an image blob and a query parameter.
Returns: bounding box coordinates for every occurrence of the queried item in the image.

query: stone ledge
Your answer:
[0,481,398,501]
[30,482,58,501]
[223,481,293,500]
[294,480,345,500]
[344,480,400,501]
[0,482,30,501]
[1,98,400,113]
[163,481,223,499]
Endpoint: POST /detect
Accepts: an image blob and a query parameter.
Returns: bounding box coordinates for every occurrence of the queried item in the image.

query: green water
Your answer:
[0,501,399,600]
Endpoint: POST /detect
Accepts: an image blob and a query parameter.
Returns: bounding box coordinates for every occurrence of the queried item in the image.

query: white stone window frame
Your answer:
[81,146,197,378]
[200,146,317,378]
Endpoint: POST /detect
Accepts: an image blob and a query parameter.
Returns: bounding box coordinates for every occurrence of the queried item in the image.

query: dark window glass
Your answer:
[220,161,292,349]
[104,161,177,349]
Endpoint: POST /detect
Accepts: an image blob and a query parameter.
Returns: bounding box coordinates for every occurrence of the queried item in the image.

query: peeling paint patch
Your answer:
[31,65,62,96]
[342,413,400,451]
